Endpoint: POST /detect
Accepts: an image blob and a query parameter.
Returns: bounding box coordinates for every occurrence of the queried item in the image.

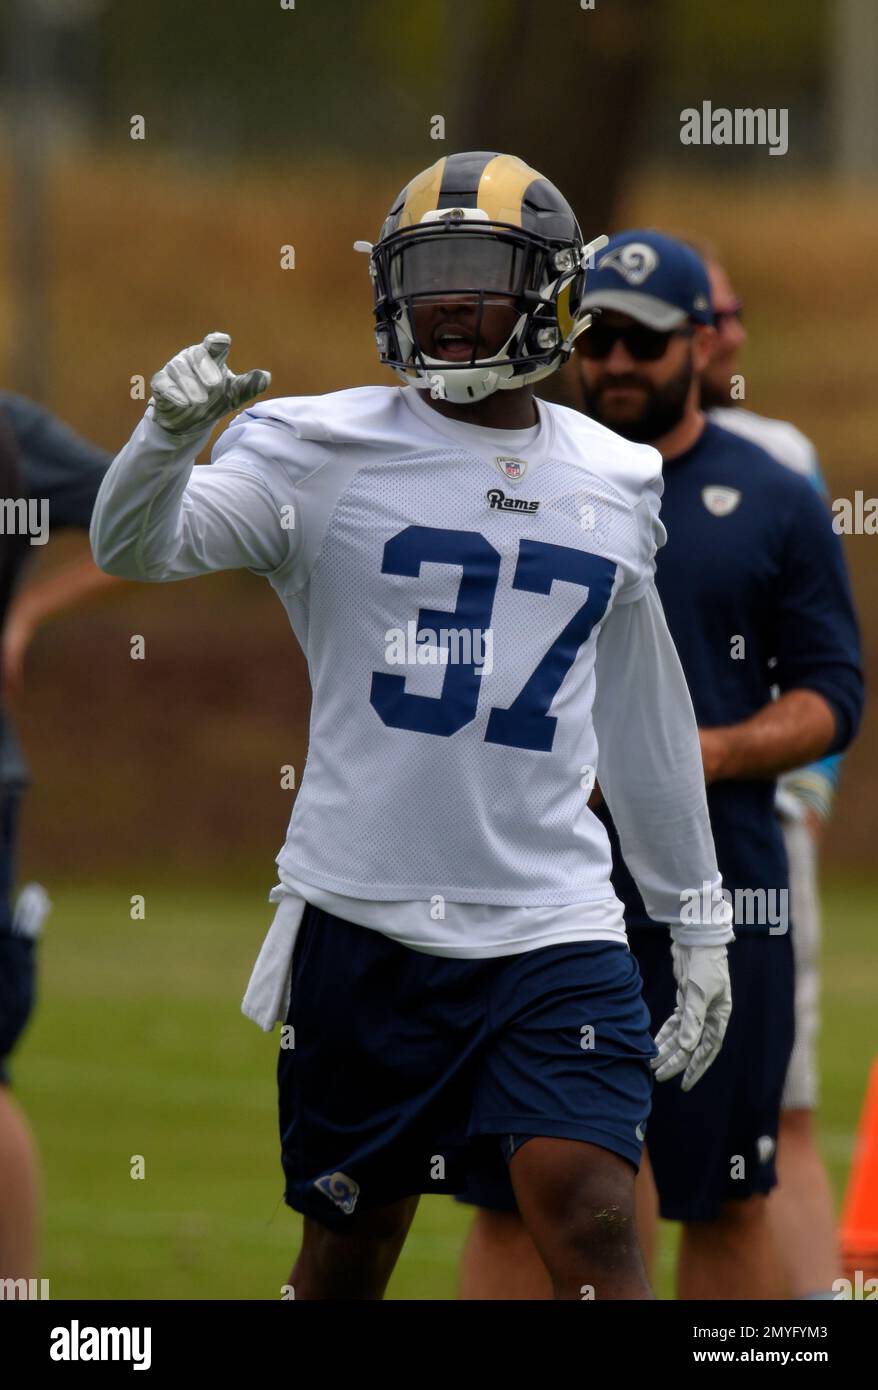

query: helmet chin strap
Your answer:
[409,359,515,404]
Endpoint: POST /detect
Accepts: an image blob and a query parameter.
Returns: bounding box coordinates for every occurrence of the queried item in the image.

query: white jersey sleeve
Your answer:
[592,580,733,945]
[91,387,398,589]
[613,464,665,605]
[89,406,304,583]
[546,402,666,606]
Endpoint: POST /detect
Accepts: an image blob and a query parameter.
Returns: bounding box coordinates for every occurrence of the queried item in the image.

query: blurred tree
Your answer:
[830,0,878,179]
[451,0,667,238]
[4,0,51,398]
[449,0,668,404]
[85,0,833,174]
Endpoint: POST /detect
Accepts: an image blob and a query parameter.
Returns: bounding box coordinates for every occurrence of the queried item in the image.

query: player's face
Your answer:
[393,231,524,364]
[576,311,703,443]
[700,261,747,409]
[410,294,520,363]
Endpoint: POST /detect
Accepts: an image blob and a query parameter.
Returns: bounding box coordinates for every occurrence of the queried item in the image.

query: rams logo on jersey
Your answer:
[487,488,539,514]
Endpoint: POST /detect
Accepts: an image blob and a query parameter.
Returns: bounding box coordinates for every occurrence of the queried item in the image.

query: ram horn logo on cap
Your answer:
[597,243,660,286]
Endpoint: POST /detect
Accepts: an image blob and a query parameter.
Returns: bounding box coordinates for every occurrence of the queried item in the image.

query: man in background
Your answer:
[457,232,863,1299]
[697,249,843,1299]
[0,391,119,1280]
[0,414,35,1277]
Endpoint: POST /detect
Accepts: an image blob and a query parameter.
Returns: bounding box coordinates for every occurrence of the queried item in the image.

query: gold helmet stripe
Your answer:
[399,157,447,228]
[476,154,542,226]
[556,279,575,339]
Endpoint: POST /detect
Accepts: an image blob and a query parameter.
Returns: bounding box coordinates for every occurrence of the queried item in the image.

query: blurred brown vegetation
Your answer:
[0,152,874,881]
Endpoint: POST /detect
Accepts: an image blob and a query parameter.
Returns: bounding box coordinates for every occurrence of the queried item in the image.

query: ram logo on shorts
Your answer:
[314,1171,360,1214]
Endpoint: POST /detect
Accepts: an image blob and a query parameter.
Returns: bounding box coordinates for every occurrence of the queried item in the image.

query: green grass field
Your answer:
[12,873,876,1300]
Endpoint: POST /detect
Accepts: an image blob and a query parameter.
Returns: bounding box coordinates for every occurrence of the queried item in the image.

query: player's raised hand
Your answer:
[652,943,732,1091]
[149,332,271,435]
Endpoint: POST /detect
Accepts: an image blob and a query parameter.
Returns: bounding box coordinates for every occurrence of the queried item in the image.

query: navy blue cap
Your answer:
[581,230,712,330]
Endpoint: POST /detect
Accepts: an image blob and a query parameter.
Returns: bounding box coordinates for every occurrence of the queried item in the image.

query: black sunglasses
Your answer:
[579,322,695,362]
[713,300,744,329]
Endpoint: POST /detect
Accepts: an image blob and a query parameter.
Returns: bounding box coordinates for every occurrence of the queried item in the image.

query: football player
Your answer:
[91,156,736,1300]
[456,230,862,1300]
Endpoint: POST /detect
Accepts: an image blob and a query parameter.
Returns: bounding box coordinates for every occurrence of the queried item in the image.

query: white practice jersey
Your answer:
[91,383,731,957]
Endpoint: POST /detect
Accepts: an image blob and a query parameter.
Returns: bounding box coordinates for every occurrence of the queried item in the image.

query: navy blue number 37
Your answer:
[370,525,617,753]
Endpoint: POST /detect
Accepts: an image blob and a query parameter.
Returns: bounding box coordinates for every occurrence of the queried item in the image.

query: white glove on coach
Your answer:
[653,943,732,1091]
[149,331,270,434]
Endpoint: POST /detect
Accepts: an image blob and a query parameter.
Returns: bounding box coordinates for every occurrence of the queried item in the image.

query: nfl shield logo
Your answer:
[496,455,527,483]
[702,485,741,517]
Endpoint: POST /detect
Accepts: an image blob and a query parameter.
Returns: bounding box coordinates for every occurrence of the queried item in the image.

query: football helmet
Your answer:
[355,151,607,404]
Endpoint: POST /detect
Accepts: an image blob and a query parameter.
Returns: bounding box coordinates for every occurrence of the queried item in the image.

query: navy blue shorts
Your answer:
[277,904,655,1230]
[458,926,795,1223]
[0,791,30,1086]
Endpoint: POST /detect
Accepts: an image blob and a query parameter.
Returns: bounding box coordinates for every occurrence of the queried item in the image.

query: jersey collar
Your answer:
[399,384,555,468]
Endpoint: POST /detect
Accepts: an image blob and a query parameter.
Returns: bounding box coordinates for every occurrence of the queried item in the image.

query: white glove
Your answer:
[149,331,270,435]
[652,942,732,1091]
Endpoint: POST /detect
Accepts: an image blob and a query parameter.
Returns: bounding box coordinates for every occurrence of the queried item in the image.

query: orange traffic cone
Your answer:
[840,1057,878,1284]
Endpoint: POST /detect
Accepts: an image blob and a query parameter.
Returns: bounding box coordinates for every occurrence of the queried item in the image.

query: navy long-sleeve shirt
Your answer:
[0,393,111,787]
[599,420,863,932]
[0,393,111,530]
